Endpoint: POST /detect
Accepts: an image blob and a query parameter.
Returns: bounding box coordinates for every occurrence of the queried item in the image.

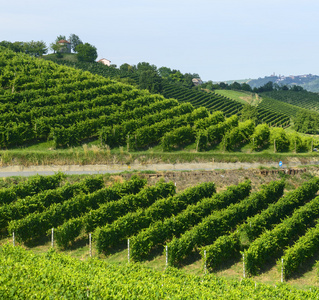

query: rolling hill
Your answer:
[0,47,318,155]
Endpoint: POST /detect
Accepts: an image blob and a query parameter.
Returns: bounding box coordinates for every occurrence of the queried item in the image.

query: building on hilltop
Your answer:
[97,58,111,66]
[57,39,71,53]
[192,78,203,86]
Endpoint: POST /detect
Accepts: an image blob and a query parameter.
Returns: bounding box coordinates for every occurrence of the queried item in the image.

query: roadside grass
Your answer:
[1,139,319,167]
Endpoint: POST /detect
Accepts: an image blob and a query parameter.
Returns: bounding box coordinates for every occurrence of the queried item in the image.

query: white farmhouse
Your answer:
[97,58,111,66]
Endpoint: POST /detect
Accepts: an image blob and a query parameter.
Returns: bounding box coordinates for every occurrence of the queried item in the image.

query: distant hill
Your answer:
[247,74,319,92]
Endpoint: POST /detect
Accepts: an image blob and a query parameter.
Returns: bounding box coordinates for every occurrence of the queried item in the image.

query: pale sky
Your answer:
[1,0,319,81]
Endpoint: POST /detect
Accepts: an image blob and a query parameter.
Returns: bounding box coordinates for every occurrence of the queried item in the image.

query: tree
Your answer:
[75,43,97,62]
[139,70,162,93]
[136,62,157,73]
[24,40,48,57]
[50,42,61,53]
[182,73,194,88]
[291,85,304,92]
[170,70,183,82]
[0,41,24,53]
[69,34,83,52]
[241,83,252,92]
[158,66,173,79]
[120,63,132,72]
[230,82,241,90]
[55,35,66,42]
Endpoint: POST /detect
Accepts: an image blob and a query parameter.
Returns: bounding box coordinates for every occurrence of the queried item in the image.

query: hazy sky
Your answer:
[1,0,318,81]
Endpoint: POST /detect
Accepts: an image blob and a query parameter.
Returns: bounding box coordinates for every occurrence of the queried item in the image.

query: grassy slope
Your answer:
[214,89,262,106]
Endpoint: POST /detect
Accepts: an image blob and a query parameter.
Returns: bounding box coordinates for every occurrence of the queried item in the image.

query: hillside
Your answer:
[47,55,292,129]
[248,74,319,92]
[260,90,319,113]
[212,89,319,131]
[1,47,319,167]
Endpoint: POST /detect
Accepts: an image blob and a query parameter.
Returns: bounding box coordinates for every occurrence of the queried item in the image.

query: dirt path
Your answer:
[0,160,313,177]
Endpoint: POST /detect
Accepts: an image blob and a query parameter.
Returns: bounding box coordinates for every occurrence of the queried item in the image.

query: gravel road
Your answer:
[0,160,314,177]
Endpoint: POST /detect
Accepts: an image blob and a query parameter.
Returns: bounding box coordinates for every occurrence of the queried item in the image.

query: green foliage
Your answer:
[95,182,216,253]
[261,89,319,113]
[99,100,184,147]
[240,104,258,124]
[0,40,47,56]
[8,176,146,242]
[245,195,319,276]
[0,40,24,52]
[223,120,255,151]
[281,222,319,279]
[193,111,225,130]
[139,70,163,93]
[203,115,238,150]
[130,107,207,149]
[242,178,319,242]
[75,43,97,62]
[161,126,195,151]
[269,127,290,152]
[202,232,241,271]
[0,173,64,206]
[69,34,82,52]
[0,176,104,230]
[288,131,313,152]
[130,180,251,261]
[0,47,317,154]
[293,111,319,134]
[195,130,209,151]
[166,180,284,266]
[55,181,176,248]
[23,40,48,57]
[251,124,270,151]
[1,244,318,299]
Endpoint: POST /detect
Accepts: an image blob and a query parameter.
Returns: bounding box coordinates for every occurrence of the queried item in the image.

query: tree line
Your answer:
[0,33,97,63]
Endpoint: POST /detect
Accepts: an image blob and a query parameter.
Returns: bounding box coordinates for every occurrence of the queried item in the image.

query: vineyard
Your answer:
[161,83,291,128]
[48,56,292,128]
[3,32,319,299]
[261,90,319,113]
[1,47,316,154]
[2,173,319,297]
[1,174,319,278]
[258,96,310,119]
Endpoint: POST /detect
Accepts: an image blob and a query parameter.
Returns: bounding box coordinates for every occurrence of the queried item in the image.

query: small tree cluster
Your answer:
[0,40,47,57]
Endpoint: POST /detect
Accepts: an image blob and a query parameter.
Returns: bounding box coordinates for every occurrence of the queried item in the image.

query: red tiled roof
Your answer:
[58,39,70,44]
